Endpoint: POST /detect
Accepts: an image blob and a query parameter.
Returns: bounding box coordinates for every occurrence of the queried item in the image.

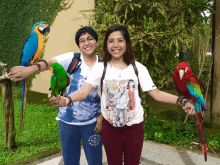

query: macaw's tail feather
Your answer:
[19,78,28,132]
[194,112,207,161]
[19,79,25,132]
[21,79,25,113]
[202,143,207,161]
[194,112,206,144]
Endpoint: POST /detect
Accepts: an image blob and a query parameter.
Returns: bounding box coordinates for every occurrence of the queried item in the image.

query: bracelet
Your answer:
[38,59,49,67]
[32,63,41,71]
[183,99,195,107]
[176,96,185,104]
[64,94,73,105]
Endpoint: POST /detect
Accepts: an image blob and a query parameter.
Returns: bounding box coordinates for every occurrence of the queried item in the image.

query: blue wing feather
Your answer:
[186,84,205,113]
[20,32,38,66]
[20,35,30,64]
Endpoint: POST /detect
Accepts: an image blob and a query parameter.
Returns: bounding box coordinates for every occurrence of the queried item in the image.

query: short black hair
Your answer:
[75,26,98,47]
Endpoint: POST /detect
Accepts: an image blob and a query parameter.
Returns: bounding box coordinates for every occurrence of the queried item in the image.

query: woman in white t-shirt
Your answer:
[50,24,196,165]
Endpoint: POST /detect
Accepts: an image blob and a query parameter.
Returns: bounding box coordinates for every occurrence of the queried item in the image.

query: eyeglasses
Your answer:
[79,36,95,44]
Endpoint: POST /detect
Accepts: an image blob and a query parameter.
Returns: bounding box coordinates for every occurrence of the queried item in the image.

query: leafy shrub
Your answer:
[144,113,220,153]
[88,0,212,88]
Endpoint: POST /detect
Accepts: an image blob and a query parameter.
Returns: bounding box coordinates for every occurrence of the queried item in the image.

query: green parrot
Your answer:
[49,63,71,97]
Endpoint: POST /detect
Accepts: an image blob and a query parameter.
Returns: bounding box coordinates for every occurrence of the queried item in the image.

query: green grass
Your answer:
[0,86,219,164]
[0,87,61,165]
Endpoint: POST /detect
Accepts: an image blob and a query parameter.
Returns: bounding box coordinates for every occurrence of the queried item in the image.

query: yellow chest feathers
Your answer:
[29,26,45,65]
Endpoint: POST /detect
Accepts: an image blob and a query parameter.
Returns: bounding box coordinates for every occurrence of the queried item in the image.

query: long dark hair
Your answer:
[102,24,136,65]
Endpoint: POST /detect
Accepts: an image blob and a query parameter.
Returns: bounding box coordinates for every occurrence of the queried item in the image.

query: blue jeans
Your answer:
[59,120,102,165]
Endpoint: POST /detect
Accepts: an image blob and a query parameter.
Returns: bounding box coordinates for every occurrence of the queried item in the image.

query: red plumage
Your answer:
[173,62,207,161]
[173,62,198,101]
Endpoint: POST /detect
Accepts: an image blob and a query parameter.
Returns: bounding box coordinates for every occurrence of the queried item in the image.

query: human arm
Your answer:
[147,88,196,115]
[49,82,94,107]
[50,62,103,107]
[135,62,195,115]
[8,58,57,81]
[94,114,103,133]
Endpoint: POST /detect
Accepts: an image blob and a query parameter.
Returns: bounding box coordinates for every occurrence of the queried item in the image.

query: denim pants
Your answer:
[59,120,102,165]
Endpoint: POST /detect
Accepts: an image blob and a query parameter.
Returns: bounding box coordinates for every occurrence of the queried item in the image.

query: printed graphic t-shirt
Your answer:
[86,61,157,127]
[53,52,101,125]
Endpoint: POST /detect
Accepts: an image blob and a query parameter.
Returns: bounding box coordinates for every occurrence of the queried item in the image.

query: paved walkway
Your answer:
[27,141,220,165]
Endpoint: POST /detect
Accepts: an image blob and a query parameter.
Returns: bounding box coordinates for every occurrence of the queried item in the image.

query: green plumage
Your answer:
[49,63,71,97]
[186,81,202,96]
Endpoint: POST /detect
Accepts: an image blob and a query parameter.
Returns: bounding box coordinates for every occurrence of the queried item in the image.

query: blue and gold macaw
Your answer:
[19,21,50,132]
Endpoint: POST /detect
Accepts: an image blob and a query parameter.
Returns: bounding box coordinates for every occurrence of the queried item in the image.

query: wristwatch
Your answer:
[64,94,72,105]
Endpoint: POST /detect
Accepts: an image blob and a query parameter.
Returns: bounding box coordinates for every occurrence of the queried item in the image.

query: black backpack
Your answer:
[67,53,102,75]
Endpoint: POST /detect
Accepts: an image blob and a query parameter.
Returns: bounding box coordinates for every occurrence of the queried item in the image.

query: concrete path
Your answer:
[27,141,220,165]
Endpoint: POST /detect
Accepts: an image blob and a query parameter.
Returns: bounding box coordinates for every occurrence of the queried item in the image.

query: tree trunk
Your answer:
[212,0,220,127]
[1,65,16,148]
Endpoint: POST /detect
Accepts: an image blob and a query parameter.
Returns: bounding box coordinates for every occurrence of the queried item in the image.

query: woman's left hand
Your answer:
[94,114,103,133]
[181,99,196,115]
[49,95,69,107]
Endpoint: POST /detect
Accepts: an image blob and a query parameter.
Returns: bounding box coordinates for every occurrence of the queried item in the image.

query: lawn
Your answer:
[0,86,219,164]
[0,87,61,165]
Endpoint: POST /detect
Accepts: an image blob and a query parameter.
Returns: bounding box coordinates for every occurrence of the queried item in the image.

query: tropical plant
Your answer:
[188,22,212,93]
[88,0,212,88]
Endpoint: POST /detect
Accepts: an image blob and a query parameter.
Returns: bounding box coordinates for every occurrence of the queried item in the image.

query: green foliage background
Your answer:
[89,0,212,89]
[0,0,73,88]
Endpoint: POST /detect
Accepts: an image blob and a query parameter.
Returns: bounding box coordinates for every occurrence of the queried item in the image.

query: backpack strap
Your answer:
[100,61,107,95]
[98,56,103,62]
[66,73,71,85]
[132,62,142,99]
[67,53,81,74]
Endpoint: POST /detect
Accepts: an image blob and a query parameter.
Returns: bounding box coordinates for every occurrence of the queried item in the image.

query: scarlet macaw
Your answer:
[20,21,50,132]
[49,63,71,97]
[173,62,207,161]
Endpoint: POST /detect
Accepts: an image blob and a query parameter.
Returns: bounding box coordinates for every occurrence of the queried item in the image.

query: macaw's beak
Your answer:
[39,23,50,35]
[50,67,53,74]
[178,69,185,80]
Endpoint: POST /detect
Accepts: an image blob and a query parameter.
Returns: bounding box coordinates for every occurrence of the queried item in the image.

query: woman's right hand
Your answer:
[8,66,33,81]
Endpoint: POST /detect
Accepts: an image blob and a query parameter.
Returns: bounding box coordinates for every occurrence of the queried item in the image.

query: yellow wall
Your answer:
[31,0,95,94]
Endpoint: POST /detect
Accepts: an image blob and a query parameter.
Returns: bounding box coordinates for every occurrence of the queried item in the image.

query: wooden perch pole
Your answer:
[0,61,16,148]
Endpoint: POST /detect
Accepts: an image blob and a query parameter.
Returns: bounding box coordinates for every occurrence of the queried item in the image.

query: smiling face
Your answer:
[107,31,126,61]
[78,32,98,57]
